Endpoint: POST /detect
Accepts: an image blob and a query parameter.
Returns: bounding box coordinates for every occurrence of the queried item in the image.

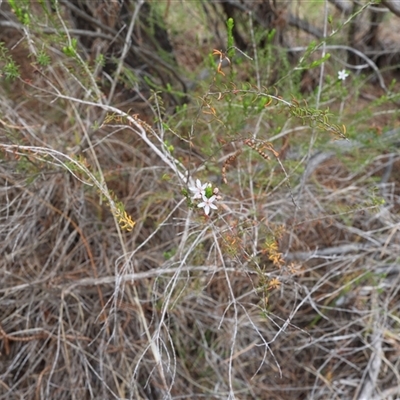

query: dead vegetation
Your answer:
[1,1,400,400]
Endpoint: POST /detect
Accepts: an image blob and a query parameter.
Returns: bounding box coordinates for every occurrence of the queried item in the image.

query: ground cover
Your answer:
[1,1,400,399]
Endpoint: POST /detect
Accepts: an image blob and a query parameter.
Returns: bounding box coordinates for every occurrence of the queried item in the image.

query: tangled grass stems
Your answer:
[1,1,400,398]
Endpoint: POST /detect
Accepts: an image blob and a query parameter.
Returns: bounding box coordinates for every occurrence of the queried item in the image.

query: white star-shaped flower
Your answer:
[189,179,207,199]
[198,194,218,215]
[338,69,349,81]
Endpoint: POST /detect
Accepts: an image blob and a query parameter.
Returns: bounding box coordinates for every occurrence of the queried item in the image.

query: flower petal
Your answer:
[189,179,208,199]
[209,203,218,210]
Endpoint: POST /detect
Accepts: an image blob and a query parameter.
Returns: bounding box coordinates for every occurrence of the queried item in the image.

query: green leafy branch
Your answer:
[206,87,347,139]
[0,42,20,81]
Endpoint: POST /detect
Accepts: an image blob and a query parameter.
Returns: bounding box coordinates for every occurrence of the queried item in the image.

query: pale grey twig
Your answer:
[284,243,377,262]
[356,295,383,400]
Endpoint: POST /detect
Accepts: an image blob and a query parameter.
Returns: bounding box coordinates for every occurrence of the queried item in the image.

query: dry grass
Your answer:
[1,1,400,400]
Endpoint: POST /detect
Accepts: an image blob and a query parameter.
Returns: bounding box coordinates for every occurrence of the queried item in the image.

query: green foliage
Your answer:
[164,140,174,153]
[307,53,331,69]
[226,18,235,58]
[120,66,140,88]
[0,42,20,81]
[163,248,176,260]
[267,29,276,42]
[367,188,385,207]
[62,38,78,57]
[288,99,346,139]
[95,53,105,68]
[36,48,51,67]
[7,0,30,25]
[3,59,20,81]
[204,185,213,198]
[15,156,42,183]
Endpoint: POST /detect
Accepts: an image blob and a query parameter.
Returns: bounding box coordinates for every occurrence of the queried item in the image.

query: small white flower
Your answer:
[338,69,349,81]
[198,194,218,215]
[189,179,207,199]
